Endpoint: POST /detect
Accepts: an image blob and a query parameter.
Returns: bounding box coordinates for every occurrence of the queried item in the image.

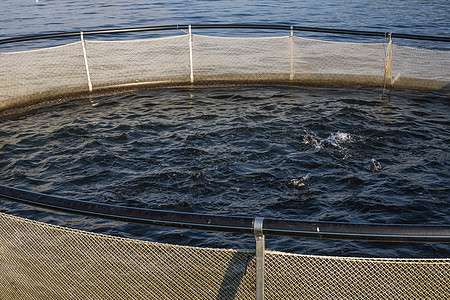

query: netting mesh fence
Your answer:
[87,36,192,88]
[1,31,449,115]
[1,212,449,299]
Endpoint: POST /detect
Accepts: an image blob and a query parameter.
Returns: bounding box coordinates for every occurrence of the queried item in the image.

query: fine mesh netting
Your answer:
[1,33,449,115]
[0,212,448,299]
[0,42,88,111]
[87,36,191,88]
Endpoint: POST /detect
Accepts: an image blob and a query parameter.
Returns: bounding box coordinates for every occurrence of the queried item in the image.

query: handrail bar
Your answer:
[1,24,449,45]
[0,184,449,243]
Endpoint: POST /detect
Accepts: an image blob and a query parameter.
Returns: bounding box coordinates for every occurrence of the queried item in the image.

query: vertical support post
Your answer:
[80,32,93,93]
[290,26,294,81]
[254,217,265,300]
[383,33,392,94]
[188,25,194,84]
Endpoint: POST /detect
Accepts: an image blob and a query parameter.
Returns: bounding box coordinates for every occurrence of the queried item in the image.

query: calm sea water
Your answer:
[1,0,449,49]
[2,0,449,37]
[0,0,449,258]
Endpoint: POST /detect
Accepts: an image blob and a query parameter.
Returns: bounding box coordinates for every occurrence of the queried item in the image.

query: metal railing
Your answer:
[1,184,449,243]
[1,24,449,46]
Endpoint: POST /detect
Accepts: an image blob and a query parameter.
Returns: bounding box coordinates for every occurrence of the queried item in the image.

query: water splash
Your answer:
[327,132,352,145]
[303,131,353,150]
[302,131,323,149]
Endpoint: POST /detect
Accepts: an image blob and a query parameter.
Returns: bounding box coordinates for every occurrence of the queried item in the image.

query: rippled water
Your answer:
[0,0,449,258]
[1,87,449,257]
[1,0,449,51]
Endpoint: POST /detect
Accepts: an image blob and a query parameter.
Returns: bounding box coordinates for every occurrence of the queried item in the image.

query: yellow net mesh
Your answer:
[1,212,448,299]
[1,33,449,115]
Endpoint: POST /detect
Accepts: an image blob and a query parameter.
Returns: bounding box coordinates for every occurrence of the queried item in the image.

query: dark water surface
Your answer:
[0,0,449,258]
[4,0,450,37]
[1,87,449,257]
[1,0,449,51]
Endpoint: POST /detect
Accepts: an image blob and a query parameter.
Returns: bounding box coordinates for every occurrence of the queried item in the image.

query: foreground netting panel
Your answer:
[0,212,256,299]
[0,212,448,299]
[266,252,450,299]
[0,31,449,115]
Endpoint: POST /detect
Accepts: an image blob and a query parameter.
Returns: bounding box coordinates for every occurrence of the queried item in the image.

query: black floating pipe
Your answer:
[0,184,255,234]
[1,24,449,45]
[0,184,449,243]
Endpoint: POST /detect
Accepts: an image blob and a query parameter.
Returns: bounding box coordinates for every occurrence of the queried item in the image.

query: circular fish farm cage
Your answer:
[0,25,449,299]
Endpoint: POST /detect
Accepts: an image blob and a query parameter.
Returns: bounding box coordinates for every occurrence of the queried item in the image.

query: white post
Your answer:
[189,25,194,84]
[290,26,294,81]
[80,32,93,93]
[383,33,392,94]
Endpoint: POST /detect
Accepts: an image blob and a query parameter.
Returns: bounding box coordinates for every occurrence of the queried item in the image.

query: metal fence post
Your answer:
[254,217,265,300]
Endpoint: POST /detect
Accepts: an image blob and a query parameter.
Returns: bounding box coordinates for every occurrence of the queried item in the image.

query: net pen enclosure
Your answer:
[0,24,449,299]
